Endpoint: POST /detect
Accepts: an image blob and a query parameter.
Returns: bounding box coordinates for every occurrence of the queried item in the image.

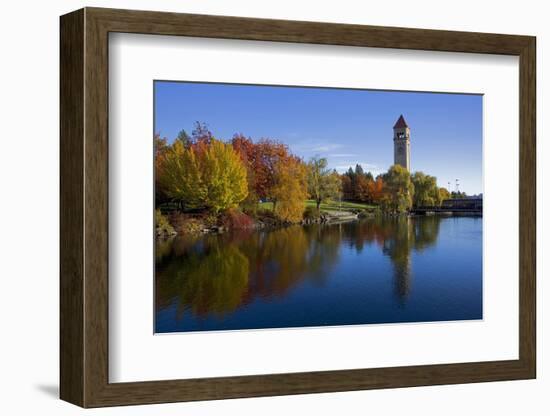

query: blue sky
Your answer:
[154,81,483,195]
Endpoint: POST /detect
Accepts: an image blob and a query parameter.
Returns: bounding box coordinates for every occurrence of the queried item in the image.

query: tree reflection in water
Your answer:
[155,216,442,320]
[342,216,440,303]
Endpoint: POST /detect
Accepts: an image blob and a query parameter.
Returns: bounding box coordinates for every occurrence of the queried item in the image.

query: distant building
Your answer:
[393,114,411,171]
[441,198,483,211]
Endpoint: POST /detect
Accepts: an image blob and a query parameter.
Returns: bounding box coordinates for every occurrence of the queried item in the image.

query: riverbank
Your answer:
[155,206,370,238]
[156,199,377,238]
[155,201,481,239]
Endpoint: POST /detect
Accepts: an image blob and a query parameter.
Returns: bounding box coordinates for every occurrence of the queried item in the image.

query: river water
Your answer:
[155,216,482,333]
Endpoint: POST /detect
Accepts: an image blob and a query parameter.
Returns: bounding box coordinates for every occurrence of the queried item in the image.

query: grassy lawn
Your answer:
[259,200,375,212]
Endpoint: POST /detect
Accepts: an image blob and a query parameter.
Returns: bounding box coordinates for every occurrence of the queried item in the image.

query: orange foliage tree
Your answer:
[231,134,260,209]
[368,176,386,203]
[253,139,291,201]
[354,175,371,202]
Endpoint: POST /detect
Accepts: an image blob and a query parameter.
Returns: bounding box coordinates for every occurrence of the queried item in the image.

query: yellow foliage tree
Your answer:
[272,157,308,222]
[157,138,248,212]
[157,140,207,210]
[201,139,249,213]
[438,187,451,205]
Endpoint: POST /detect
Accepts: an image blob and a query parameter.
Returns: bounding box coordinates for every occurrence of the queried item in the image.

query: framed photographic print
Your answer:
[60,7,536,408]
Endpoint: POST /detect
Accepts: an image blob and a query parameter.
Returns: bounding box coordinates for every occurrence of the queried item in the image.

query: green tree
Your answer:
[307,157,342,212]
[175,129,191,147]
[451,191,467,199]
[411,171,439,207]
[381,165,414,214]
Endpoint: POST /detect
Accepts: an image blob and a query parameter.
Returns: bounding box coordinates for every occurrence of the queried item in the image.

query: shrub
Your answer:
[155,209,175,236]
[168,212,203,235]
[219,208,255,230]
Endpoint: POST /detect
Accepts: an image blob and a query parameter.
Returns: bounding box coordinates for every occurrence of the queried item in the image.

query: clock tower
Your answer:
[393,114,411,171]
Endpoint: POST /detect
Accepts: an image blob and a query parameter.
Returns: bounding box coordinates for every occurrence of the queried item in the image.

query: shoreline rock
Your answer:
[156,208,376,240]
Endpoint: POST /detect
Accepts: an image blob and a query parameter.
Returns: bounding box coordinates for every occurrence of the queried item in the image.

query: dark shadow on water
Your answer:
[35,384,59,399]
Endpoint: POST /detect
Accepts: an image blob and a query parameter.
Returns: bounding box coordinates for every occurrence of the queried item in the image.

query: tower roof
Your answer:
[393,114,409,129]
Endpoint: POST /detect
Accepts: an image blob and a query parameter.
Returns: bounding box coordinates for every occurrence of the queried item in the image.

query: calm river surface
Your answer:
[155,216,482,333]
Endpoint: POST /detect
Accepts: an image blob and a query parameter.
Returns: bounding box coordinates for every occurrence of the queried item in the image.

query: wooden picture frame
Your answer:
[60,7,536,408]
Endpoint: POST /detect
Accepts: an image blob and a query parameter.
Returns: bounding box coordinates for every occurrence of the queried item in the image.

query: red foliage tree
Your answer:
[232,137,291,201]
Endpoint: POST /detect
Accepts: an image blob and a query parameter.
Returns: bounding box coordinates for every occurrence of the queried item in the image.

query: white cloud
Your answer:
[332,162,381,175]
[290,140,343,154]
[310,144,343,152]
[327,153,355,158]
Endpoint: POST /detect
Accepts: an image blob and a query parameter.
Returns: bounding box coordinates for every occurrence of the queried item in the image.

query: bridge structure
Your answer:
[412,198,483,216]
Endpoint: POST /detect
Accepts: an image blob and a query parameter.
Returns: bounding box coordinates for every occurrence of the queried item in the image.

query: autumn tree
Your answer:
[157,140,207,210]
[354,174,370,202]
[154,133,171,205]
[341,164,375,203]
[381,165,414,214]
[368,176,385,203]
[411,171,439,207]
[237,138,290,203]
[191,121,213,145]
[231,133,260,211]
[154,133,169,157]
[254,139,290,201]
[200,138,248,212]
[438,187,451,204]
[156,137,248,213]
[232,135,310,221]
[231,136,294,204]
[272,157,308,222]
[307,157,342,212]
[231,134,256,165]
